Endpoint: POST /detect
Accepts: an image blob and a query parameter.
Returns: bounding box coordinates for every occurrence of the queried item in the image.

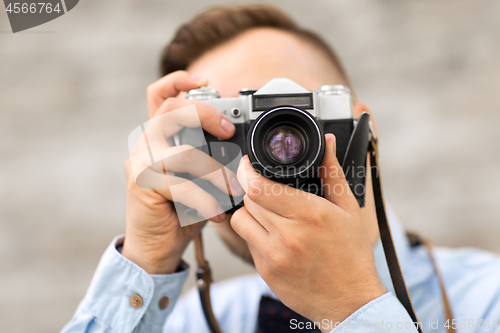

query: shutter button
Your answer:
[130,294,143,309]
[159,296,170,310]
[238,89,256,95]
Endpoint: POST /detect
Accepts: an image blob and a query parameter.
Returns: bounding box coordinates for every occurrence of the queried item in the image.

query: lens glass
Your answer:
[265,126,304,164]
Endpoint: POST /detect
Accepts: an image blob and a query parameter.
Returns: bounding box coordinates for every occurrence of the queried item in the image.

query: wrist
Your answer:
[121,236,183,274]
[315,281,386,332]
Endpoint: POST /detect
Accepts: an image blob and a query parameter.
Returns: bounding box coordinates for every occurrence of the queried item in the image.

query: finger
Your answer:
[130,135,244,197]
[243,195,280,233]
[140,172,227,223]
[230,207,269,249]
[143,99,236,169]
[162,145,244,196]
[125,159,227,224]
[147,70,208,118]
[319,134,358,211]
[149,98,236,140]
[236,155,311,217]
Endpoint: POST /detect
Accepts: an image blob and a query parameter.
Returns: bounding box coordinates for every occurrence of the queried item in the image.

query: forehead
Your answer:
[187,28,345,97]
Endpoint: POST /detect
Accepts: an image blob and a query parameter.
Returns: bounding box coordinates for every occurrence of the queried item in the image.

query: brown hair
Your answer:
[160,4,353,90]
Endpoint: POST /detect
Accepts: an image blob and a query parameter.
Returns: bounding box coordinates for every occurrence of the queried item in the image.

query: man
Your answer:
[62,5,500,333]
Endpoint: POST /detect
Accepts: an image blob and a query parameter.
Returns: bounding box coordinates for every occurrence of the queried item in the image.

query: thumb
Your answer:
[319,134,357,211]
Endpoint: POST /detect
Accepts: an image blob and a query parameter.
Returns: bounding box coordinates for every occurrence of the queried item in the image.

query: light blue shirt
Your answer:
[62,211,500,333]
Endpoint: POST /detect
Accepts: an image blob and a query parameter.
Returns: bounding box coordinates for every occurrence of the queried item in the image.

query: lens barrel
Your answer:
[247,106,325,182]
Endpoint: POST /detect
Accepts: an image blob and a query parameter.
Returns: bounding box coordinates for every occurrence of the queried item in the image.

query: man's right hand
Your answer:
[122,70,243,274]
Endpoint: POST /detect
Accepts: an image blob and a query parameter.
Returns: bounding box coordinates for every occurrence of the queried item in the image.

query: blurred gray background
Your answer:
[1,1,499,332]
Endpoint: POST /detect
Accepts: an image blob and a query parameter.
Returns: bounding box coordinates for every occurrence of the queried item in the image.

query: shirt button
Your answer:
[129,294,143,309]
[159,296,170,310]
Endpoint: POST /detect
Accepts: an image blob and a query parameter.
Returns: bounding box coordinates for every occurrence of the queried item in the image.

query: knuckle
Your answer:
[230,207,243,223]
[304,206,325,226]
[178,144,194,151]
[230,207,246,230]
[163,97,177,111]
[283,235,301,254]
[199,103,218,122]
[318,207,333,225]
[177,147,194,164]
[278,228,302,254]
[267,251,286,271]
[309,213,323,227]
[200,193,217,216]
[146,83,155,96]
[195,104,210,121]
[172,69,188,77]
[246,181,262,201]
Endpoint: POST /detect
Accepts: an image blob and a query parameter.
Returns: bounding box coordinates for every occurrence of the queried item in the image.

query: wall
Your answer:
[0,1,499,332]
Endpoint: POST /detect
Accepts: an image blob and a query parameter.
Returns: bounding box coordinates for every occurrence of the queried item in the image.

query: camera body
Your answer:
[176,78,369,213]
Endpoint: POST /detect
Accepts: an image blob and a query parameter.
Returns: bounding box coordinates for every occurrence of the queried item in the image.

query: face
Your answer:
[187,28,365,264]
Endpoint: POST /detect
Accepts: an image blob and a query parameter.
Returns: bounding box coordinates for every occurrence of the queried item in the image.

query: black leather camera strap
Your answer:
[368,137,423,333]
[193,133,453,333]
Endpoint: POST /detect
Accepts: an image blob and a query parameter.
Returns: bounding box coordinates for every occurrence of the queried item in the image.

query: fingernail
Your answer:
[231,177,244,195]
[325,133,335,143]
[238,155,249,166]
[216,206,226,220]
[221,118,235,133]
[190,75,208,86]
[325,134,337,155]
[243,155,251,167]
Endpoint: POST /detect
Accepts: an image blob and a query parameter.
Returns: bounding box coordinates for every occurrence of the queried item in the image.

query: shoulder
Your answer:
[434,246,500,288]
[434,246,500,318]
[403,242,500,322]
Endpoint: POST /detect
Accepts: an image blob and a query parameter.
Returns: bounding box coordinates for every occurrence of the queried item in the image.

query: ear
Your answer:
[353,101,369,118]
[353,101,378,137]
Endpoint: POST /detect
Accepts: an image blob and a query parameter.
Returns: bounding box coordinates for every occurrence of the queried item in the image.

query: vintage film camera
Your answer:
[176,78,371,214]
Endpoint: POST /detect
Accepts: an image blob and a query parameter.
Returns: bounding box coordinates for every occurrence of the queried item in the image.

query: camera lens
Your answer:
[247,106,325,182]
[265,126,304,164]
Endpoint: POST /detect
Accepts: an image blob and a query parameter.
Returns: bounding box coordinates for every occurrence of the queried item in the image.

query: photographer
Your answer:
[62,5,500,333]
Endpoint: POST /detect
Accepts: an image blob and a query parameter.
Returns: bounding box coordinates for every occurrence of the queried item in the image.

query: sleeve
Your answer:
[61,236,189,333]
[328,293,420,332]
